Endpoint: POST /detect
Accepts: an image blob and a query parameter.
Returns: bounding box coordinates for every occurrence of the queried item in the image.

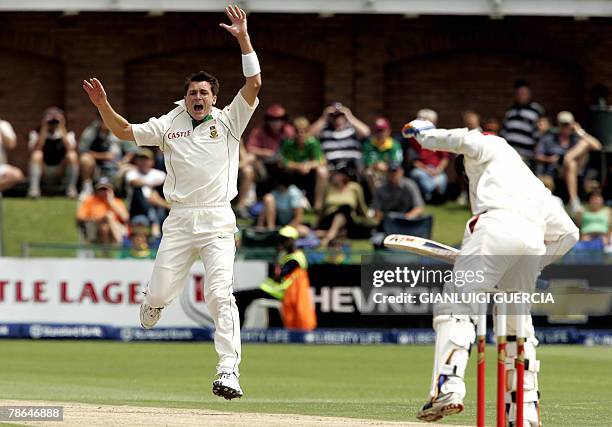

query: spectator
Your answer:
[462,110,481,130]
[28,107,79,198]
[256,176,309,237]
[246,104,292,161]
[482,118,501,135]
[574,190,611,251]
[279,117,328,212]
[120,223,155,259]
[316,163,373,247]
[0,118,24,192]
[408,139,449,202]
[309,102,370,170]
[535,111,601,213]
[125,148,169,238]
[76,177,129,245]
[372,164,424,223]
[362,117,403,195]
[243,104,293,198]
[500,79,545,161]
[536,116,551,140]
[405,108,448,202]
[79,118,137,199]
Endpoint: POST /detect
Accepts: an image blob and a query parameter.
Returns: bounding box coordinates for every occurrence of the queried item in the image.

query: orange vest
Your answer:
[281,265,317,331]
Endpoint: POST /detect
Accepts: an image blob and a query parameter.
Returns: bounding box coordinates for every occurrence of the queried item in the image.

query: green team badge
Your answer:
[210,125,218,138]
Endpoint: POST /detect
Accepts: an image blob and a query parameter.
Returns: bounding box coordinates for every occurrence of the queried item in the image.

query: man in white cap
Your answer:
[535,110,601,213]
[82,5,261,399]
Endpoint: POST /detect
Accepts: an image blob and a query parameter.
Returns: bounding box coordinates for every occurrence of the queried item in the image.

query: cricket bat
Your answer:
[383,234,459,264]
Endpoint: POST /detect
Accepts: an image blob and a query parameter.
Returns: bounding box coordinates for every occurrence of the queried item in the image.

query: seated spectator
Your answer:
[256,175,309,236]
[316,163,373,247]
[362,117,403,195]
[308,102,370,170]
[28,107,79,198]
[404,109,448,202]
[0,118,24,192]
[279,117,328,212]
[120,223,155,259]
[536,116,551,140]
[125,149,169,238]
[574,190,611,251]
[535,111,602,213]
[76,177,129,245]
[408,137,449,202]
[462,110,481,130]
[372,164,424,224]
[240,104,294,213]
[79,118,137,199]
[482,117,500,135]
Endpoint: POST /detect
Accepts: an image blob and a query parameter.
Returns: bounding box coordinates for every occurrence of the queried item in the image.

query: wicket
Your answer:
[477,300,526,427]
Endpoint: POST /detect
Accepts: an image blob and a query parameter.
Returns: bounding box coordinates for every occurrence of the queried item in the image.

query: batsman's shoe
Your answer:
[212,372,243,400]
[139,303,162,329]
[416,392,464,422]
[401,119,436,139]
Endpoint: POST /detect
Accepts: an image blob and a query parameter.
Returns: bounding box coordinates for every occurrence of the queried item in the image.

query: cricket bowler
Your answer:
[83,5,261,400]
[402,120,578,426]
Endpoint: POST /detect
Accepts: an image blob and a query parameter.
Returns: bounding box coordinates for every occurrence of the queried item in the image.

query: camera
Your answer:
[47,119,60,125]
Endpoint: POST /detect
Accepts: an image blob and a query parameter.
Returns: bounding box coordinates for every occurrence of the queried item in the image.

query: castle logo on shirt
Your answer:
[167,130,192,139]
[209,126,218,138]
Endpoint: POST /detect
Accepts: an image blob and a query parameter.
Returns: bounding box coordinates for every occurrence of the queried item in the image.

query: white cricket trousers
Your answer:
[429,209,546,398]
[144,204,241,375]
[435,209,547,326]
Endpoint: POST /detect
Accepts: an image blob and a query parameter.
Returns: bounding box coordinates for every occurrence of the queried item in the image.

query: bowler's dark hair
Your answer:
[184,71,219,96]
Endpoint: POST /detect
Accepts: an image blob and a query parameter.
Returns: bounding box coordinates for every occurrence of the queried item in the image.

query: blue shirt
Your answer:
[272,185,304,225]
[535,130,579,176]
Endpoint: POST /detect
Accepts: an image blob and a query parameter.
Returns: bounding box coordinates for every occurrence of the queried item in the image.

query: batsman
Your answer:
[402,120,579,426]
[83,5,261,400]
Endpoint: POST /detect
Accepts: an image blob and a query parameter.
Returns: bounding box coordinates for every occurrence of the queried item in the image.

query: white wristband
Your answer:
[242,51,261,77]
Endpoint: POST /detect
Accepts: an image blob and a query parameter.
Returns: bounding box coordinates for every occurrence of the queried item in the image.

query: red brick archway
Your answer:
[125,49,324,131]
[384,51,583,132]
[0,49,65,169]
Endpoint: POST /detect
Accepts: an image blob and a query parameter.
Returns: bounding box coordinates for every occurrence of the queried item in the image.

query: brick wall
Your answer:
[0,12,610,169]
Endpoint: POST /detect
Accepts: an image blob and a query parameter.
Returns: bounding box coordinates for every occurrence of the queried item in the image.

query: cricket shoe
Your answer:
[139,303,162,329]
[416,392,464,422]
[212,372,243,400]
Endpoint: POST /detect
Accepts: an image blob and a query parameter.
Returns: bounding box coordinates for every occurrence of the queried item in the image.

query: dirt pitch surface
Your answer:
[1,400,471,427]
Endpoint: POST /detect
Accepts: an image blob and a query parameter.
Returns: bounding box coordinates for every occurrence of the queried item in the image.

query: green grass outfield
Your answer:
[0,197,471,257]
[0,341,610,426]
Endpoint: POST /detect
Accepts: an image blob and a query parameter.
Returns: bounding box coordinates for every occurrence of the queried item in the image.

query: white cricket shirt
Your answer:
[132,91,258,206]
[418,128,551,228]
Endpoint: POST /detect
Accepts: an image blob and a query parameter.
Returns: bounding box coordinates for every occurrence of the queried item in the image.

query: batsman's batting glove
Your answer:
[401,119,436,139]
